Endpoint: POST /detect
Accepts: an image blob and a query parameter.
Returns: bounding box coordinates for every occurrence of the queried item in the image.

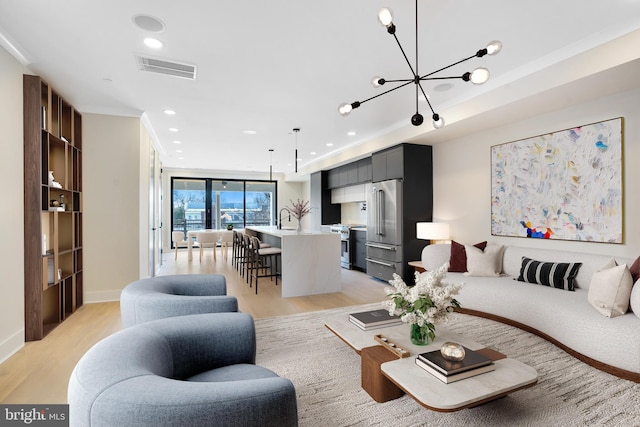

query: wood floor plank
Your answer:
[0,249,389,403]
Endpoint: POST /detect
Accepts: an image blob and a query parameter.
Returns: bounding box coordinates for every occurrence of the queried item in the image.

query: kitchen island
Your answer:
[246,226,341,297]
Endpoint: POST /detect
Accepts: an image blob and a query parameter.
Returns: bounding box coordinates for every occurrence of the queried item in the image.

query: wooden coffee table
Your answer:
[325,313,538,412]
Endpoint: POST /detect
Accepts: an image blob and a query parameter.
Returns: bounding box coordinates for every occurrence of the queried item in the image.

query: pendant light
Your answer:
[292,128,300,173]
[268,148,274,181]
[338,0,502,129]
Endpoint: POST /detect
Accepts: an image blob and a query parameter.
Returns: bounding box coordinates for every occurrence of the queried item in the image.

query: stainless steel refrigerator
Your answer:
[366,179,403,281]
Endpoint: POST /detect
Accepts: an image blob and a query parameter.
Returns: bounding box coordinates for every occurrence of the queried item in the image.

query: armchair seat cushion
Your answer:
[120,274,238,327]
[188,364,280,382]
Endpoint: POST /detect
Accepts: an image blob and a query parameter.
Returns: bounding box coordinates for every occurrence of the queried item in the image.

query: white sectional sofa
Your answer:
[421,243,640,382]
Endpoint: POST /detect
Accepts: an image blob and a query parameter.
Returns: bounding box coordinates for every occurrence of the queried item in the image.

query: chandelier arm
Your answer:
[383,78,416,83]
[392,33,418,77]
[358,80,414,104]
[417,83,437,115]
[420,75,468,81]
[419,53,478,79]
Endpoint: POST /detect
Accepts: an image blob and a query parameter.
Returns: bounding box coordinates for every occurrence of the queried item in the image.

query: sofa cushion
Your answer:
[464,245,504,277]
[449,240,487,272]
[516,257,582,291]
[588,259,633,318]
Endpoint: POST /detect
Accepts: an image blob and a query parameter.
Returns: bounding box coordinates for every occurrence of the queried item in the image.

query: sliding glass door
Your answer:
[171,178,276,241]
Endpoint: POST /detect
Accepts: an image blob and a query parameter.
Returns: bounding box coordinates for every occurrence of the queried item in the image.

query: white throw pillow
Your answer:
[588,259,633,318]
[630,281,640,319]
[464,244,504,277]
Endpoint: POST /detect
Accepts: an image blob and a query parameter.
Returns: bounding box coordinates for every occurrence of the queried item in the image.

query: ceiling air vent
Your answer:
[134,55,197,80]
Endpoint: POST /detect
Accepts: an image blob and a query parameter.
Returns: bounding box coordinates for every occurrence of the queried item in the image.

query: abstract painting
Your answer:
[491,117,623,243]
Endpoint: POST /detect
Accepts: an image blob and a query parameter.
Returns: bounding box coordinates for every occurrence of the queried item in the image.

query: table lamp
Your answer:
[417,222,450,271]
[416,222,450,244]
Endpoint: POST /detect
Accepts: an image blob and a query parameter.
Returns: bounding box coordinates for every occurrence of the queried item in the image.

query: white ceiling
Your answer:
[2,0,640,179]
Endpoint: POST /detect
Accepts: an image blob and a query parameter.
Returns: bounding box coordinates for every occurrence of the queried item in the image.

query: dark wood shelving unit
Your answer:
[24,74,83,341]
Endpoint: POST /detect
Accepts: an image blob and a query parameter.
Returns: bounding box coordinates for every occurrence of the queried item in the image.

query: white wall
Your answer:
[433,88,640,259]
[83,114,145,302]
[0,46,26,362]
[161,168,305,250]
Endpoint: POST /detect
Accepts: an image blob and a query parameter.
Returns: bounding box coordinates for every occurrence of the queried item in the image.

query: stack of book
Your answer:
[349,309,402,331]
[415,346,495,383]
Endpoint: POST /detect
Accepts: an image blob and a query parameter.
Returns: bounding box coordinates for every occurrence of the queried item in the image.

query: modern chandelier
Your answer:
[338,0,502,129]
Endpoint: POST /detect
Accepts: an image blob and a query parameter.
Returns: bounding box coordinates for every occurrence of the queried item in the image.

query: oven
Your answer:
[330,225,352,269]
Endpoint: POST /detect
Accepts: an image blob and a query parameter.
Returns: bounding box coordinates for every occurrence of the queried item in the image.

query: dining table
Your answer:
[186,229,237,261]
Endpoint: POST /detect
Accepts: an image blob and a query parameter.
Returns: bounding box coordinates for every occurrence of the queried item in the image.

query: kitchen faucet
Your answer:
[278,207,291,230]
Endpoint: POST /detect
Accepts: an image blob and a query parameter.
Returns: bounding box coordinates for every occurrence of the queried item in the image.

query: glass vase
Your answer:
[296,219,302,232]
[410,323,431,346]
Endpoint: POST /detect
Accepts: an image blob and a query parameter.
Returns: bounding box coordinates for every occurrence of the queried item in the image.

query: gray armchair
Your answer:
[68,312,298,427]
[120,274,238,327]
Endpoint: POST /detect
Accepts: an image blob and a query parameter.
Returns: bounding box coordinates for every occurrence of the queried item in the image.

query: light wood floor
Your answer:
[0,247,388,404]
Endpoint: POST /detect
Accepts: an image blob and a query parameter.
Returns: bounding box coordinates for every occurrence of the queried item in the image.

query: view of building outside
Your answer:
[172,178,276,240]
[172,179,206,233]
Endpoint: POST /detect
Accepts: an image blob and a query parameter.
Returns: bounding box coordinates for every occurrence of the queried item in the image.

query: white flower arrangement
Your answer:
[383,262,463,343]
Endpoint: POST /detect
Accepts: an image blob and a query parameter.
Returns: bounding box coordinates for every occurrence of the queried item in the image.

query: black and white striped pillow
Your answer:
[516,257,582,291]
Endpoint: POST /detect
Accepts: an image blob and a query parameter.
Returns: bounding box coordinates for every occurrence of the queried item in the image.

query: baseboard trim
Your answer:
[0,328,25,365]
[84,290,121,303]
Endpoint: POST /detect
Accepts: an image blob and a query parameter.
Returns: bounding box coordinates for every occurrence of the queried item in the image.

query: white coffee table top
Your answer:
[324,313,538,411]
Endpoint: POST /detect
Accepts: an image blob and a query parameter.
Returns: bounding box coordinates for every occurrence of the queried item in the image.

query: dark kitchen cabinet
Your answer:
[310,171,340,230]
[372,145,404,182]
[327,157,372,189]
[357,158,372,183]
[352,229,367,271]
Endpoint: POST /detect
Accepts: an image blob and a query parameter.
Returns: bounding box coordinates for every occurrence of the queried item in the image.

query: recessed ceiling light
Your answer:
[132,15,166,33]
[178,157,184,160]
[347,131,356,136]
[173,140,181,144]
[242,130,257,135]
[144,38,164,49]
[326,143,334,147]
[176,149,183,153]
[434,83,454,92]
[169,128,179,132]
[310,152,317,155]
[164,109,176,115]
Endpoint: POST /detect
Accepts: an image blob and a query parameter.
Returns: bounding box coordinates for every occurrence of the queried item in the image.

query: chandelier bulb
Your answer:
[371,76,385,88]
[377,8,394,27]
[432,114,445,129]
[411,113,424,126]
[486,40,502,56]
[469,67,490,85]
[338,103,353,116]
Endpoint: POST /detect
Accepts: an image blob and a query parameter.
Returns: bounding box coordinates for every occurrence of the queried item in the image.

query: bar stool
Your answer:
[232,230,241,268]
[241,233,253,281]
[248,236,281,294]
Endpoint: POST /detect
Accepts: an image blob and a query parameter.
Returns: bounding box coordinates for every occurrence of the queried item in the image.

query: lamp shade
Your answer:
[416,222,450,240]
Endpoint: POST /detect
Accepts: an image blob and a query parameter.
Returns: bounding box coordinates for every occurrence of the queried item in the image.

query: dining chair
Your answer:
[171,231,194,260]
[219,231,233,261]
[196,232,219,262]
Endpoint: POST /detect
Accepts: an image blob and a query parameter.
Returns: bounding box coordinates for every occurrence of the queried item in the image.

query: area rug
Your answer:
[255,303,640,427]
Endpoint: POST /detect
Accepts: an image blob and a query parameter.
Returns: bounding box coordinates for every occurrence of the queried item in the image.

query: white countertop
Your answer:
[246,226,335,238]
